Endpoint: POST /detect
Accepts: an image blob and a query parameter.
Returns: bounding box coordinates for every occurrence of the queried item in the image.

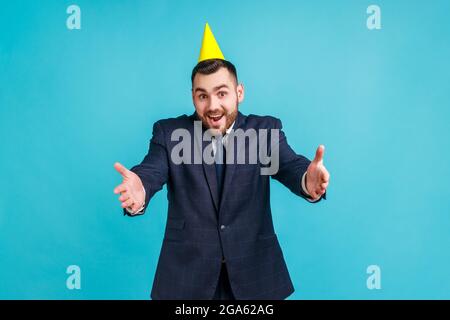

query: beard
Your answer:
[199,100,239,136]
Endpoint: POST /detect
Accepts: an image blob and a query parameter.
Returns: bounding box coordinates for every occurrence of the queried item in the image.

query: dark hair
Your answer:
[191,59,238,85]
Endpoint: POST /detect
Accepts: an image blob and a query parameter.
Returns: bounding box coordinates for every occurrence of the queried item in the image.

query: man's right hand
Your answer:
[113,162,145,213]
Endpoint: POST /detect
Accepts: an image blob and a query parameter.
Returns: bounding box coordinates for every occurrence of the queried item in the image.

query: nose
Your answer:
[206,96,223,113]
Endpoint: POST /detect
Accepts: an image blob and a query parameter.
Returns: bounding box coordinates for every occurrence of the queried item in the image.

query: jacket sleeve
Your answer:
[270,118,325,202]
[123,120,169,216]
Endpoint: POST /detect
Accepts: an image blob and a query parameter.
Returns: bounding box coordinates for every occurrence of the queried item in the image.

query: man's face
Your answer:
[192,67,244,135]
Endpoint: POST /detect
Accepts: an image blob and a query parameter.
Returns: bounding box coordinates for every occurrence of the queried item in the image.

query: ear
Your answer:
[191,87,196,102]
[237,83,245,103]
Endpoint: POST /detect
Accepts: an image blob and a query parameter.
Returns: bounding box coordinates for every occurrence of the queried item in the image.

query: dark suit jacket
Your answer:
[124,111,324,299]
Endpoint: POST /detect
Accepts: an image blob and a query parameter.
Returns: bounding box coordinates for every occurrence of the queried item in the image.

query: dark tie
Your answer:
[215,138,226,202]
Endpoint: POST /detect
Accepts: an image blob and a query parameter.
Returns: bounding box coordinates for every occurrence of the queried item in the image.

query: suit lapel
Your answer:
[202,138,220,212]
[192,111,247,215]
[191,112,220,212]
[219,111,246,212]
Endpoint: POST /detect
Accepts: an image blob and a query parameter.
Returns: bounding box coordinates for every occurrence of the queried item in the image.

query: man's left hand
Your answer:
[306,145,330,200]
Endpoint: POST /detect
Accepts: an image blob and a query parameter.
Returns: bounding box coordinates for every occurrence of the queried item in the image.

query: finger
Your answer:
[119,193,130,202]
[313,145,325,163]
[309,189,318,199]
[114,183,128,194]
[315,188,325,197]
[131,201,142,212]
[320,167,330,183]
[320,182,328,190]
[121,198,135,208]
[114,162,129,178]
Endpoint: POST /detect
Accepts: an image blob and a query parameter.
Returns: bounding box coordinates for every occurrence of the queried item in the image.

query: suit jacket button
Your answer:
[220,225,226,230]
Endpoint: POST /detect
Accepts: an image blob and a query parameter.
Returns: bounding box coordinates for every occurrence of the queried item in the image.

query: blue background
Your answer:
[1,0,449,299]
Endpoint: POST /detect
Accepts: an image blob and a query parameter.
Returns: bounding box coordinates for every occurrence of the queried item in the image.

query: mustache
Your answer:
[206,111,224,117]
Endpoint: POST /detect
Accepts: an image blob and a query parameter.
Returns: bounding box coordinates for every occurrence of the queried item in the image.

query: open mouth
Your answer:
[207,114,224,125]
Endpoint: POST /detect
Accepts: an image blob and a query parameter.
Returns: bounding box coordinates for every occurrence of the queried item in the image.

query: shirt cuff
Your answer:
[126,186,146,215]
[301,172,316,202]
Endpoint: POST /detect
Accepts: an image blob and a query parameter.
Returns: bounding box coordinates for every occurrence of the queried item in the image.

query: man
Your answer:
[113,23,330,300]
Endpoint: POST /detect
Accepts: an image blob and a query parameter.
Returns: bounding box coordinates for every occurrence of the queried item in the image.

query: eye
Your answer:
[218,91,227,98]
[198,94,207,100]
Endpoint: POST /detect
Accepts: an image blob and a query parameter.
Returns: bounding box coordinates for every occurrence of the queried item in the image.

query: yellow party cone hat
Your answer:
[198,23,225,62]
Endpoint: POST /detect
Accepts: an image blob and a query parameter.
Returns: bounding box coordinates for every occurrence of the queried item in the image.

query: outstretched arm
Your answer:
[271,119,329,202]
[113,121,169,216]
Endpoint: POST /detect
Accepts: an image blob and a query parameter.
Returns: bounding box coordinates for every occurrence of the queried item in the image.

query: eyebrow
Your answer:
[194,84,230,94]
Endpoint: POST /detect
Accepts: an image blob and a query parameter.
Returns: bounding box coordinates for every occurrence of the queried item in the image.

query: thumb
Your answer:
[114,162,129,177]
[313,145,325,163]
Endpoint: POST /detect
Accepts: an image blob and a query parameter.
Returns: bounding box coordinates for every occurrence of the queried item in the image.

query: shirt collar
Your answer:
[225,120,235,136]
[212,120,235,148]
